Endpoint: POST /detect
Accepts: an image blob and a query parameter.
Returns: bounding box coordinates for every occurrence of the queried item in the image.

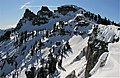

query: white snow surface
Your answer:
[59,35,88,78]
[90,42,120,78]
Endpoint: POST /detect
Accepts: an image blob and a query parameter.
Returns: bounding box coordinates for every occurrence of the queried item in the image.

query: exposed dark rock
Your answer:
[41,6,50,11]
[57,5,79,15]
[23,9,36,20]
[32,17,49,26]
[85,39,109,78]
[75,21,89,27]
[65,70,77,78]
[118,28,120,30]
[0,30,12,42]
[37,6,53,18]
[15,9,36,30]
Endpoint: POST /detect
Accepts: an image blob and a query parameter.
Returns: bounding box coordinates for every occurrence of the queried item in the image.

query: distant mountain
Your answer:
[0,5,120,78]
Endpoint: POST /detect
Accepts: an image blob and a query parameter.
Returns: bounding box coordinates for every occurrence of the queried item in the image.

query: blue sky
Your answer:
[0,0,119,29]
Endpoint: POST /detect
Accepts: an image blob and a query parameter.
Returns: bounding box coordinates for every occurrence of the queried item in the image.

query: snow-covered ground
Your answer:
[90,41,120,78]
[90,27,120,78]
[59,35,88,78]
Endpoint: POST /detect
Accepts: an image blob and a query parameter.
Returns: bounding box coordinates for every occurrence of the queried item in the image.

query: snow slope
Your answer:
[59,35,88,78]
[90,41,120,78]
[90,26,120,78]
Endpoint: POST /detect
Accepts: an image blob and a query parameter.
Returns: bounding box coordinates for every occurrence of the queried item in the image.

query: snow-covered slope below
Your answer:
[90,41,120,78]
[59,35,88,78]
[90,26,120,78]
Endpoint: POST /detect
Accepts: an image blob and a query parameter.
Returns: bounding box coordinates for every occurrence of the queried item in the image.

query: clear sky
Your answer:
[0,0,119,29]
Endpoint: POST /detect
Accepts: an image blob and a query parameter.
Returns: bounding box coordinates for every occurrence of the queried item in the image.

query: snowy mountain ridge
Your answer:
[0,5,120,78]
